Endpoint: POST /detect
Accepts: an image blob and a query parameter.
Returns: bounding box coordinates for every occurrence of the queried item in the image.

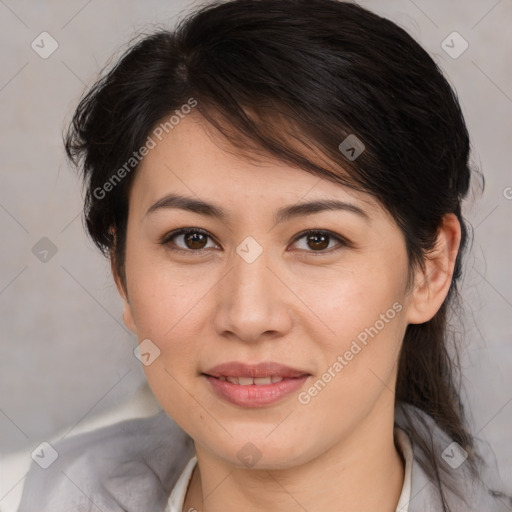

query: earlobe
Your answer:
[121,302,137,334]
[110,250,137,334]
[115,275,138,334]
[406,213,461,325]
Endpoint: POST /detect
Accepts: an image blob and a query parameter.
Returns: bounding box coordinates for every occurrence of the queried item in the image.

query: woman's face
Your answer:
[119,114,419,469]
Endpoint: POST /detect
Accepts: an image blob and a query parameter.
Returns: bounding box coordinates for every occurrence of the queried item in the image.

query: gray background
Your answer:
[1,0,511,509]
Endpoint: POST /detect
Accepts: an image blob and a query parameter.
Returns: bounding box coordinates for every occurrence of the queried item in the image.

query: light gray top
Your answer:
[17,402,511,512]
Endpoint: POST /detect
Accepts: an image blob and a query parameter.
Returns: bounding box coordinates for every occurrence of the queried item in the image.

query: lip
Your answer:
[203,374,310,407]
[203,361,310,379]
[202,361,311,408]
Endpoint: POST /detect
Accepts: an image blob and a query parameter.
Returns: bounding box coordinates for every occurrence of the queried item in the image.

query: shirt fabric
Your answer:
[164,426,414,512]
[16,401,511,512]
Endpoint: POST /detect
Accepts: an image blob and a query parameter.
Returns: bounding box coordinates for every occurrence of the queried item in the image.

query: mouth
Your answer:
[201,361,311,407]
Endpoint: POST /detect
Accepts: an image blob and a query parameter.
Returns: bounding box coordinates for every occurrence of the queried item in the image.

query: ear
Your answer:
[406,213,461,325]
[110,245,137,335]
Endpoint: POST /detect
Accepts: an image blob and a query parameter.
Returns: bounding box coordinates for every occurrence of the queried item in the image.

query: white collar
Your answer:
[165,453,198,512]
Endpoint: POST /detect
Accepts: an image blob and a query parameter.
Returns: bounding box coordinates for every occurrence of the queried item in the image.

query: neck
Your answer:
[183,402,405,512]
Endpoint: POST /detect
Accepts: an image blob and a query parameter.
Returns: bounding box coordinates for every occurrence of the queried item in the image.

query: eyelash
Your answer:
[159,227,352,256]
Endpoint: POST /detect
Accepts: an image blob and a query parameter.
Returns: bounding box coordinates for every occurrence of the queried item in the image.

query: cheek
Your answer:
[301,252,408,348]
[293,254,408,412]
[127,267,206,422]
[293,285,406,453]
[311,288,405,394]
[125,234,216,336]
[127,268,209,367]
[124,251,220,402]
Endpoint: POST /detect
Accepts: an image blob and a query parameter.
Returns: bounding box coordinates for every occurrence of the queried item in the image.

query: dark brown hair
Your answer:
[64,0,500,509]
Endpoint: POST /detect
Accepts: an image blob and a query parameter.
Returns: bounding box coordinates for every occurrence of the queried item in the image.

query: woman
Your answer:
[17,0,510,511]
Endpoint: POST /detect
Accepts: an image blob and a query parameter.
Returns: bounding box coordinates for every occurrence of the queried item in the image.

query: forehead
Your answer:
[129,114,382,219]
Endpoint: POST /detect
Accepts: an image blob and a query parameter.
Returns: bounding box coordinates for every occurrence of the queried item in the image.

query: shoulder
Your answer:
[17,411,195,512]
[395,402,512,512]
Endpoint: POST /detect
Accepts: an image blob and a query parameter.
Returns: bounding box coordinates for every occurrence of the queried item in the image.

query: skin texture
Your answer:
[112,114,461,512]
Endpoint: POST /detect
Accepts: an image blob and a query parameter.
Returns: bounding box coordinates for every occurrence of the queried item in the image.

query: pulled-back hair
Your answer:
[64,1,495,508]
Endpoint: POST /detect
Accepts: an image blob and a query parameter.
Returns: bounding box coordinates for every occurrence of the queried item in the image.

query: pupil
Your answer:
[309,234,329,250]
[186,232,206,249]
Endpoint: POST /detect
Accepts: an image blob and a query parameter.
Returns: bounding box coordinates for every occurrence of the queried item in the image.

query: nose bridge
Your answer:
[211,237,291,341]
[232,239,271,306]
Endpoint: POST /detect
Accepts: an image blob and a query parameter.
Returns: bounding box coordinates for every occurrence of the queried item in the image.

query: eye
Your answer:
[290,229,350,255]
[160,228,351,255]
[160,227,219,254]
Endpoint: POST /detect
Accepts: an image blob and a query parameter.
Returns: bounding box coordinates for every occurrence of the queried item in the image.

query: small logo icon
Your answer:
[441,441,468,469]
[31,441,59,469]
[237,442,262,468]
[31,32,59,59]
[441,32,469,59]
[236,236,263,264]
[134,338,161,366]
[32,237,58,263]
[338,134,365,161]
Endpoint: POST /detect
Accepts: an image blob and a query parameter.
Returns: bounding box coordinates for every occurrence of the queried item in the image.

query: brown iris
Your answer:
[184,232,208,250]
[306,233,330,251]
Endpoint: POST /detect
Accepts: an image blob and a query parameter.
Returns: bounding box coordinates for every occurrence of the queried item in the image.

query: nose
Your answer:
[210,244,293,343]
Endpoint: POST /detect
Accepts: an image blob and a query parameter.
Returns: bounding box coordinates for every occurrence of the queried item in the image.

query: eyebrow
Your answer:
[145,193,370,224]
